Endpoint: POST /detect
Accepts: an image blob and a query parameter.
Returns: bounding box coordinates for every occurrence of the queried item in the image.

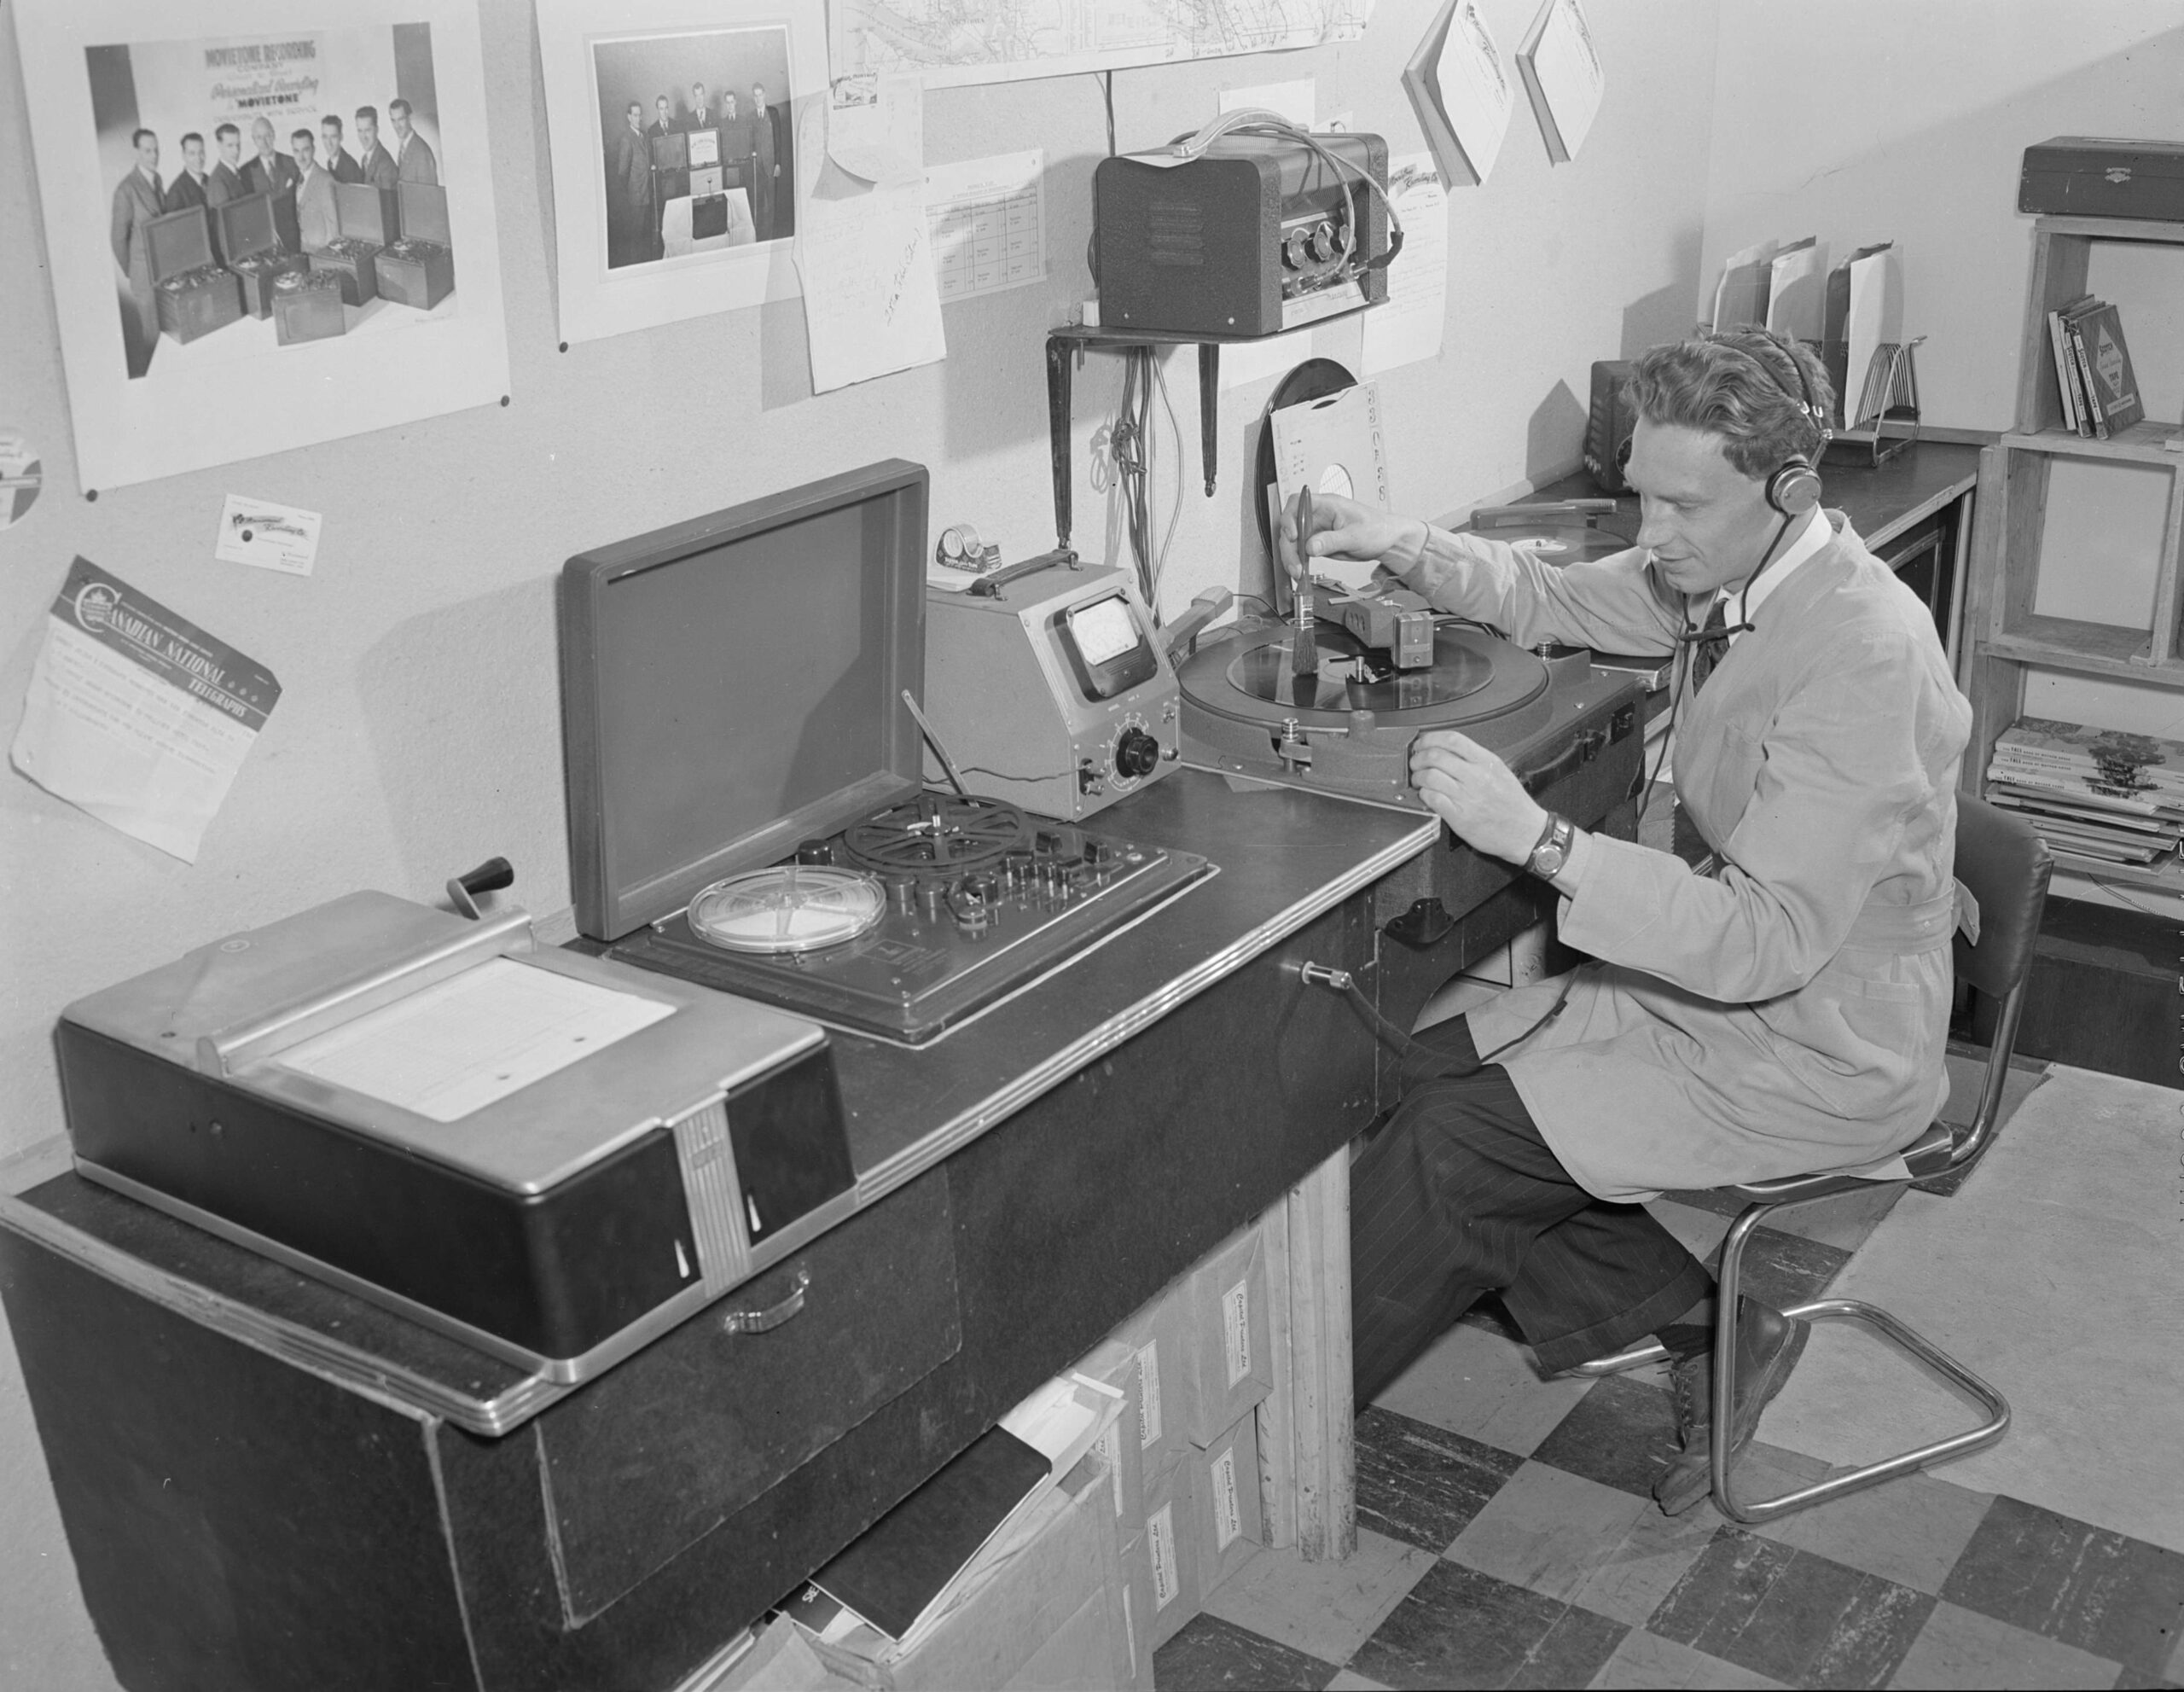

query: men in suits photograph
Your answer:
[108,127,162,377]
[745,84,778,239]
[388,98,438,185]
[208,125,248,211]
[355,108,397,191]
[683,81,712,133]
[754,82,791,240]
[164,133,210,215]
[293,125,339,253]
[648,95,677,148]
[717,90,752,192]
[321,115,363,185]
[606,100,652,270]
[241,115,301,253]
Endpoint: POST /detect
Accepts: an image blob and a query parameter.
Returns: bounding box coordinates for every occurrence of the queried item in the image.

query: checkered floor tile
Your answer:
[1155,1190,2184,1691]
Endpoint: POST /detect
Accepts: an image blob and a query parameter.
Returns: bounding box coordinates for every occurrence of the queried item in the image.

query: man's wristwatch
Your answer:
[1526,812,1576,880]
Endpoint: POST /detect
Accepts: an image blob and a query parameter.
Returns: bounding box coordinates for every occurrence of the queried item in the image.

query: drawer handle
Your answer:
[721,1267,810,1335]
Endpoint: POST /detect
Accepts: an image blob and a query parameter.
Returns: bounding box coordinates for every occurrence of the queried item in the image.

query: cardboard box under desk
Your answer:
[1114,1295,1193,1486]
[1141,1458,1204,1649]
[308,181,395,305]
[148,205,243,345]
[218,190,310,317]
[271,270,346,346]
[1187,1412,1263,1597]
[374,180,454,311]
[1113,1528,1156,1689]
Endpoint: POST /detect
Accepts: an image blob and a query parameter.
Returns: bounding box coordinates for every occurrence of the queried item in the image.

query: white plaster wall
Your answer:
[0,0,1721,1683]
[1699,0,2184,431]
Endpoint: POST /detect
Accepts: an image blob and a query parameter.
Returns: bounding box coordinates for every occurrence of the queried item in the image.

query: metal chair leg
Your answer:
[1708,1193,2010,1524]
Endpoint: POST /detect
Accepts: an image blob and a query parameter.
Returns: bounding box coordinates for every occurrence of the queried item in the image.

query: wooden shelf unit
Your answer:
[1961,217,2184,853]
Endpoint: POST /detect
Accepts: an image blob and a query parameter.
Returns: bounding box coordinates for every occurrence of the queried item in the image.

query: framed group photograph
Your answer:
[15,0,510,494]
[537,0,822,346]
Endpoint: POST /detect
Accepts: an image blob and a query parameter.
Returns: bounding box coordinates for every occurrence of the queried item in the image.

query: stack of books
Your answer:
[2047,295,2146,439]
[1986,716,2184,864]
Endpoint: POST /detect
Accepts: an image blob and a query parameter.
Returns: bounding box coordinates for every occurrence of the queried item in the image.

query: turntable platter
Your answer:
[1180,620,1552,733]
[1229,623,1496,713]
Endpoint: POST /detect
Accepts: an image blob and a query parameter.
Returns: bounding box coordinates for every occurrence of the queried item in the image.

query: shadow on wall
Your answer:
[1622,226,1705,356]
[1525,380,1587,485]
[356,577,569,905]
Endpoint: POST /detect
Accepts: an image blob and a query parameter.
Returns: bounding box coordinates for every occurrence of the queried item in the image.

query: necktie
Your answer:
[1689,597,1729,695]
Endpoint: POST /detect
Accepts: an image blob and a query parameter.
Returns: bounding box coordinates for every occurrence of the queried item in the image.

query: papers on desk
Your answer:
[1517,0,1605,164]
[1403,0,1513,188]
[796,86,946,393]
[272,958,676,1123]
[1765,237,1828,341]
[1711,236,1776,332]
[10,557,281,862]
[1363,154,1450,375]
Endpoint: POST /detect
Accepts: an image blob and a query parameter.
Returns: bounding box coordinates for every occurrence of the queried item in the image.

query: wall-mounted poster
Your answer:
[13,0,509,495]
[537,0,824,346]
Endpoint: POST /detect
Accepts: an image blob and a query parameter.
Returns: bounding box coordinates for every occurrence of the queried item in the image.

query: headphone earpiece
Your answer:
[1766,456,1822,515]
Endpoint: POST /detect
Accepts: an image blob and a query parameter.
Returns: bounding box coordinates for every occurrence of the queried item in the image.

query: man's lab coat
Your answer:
[1394,514,1971,1201]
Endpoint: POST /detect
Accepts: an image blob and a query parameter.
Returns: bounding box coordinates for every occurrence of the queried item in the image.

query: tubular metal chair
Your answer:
[1570,794,2053,1523]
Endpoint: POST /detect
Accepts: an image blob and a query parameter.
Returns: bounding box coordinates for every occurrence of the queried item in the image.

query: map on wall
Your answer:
[830,0,1375,89]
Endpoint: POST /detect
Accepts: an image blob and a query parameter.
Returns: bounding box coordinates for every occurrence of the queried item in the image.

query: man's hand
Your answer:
[1411,730,1549,864]
[1276,489,1429,586]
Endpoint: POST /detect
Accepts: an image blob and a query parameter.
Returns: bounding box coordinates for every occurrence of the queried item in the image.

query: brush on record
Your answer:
[1291,484,1318,677]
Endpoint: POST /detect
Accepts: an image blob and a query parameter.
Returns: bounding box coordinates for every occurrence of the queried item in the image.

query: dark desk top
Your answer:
[1,770,1434,1434]
[1528,438,1982,551]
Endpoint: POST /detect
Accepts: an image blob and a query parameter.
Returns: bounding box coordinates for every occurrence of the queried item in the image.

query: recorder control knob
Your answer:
[1282,230,1311,270]
[1309,221,1341,263]
[1114,727,1160,780]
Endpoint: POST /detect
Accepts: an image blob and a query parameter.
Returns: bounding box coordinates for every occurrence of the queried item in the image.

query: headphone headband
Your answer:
[1708,329,1827,515]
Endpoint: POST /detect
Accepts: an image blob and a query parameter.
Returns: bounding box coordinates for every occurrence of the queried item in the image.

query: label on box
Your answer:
[1098,1422,1124,1518]
[1223,1280,1252,1387]
[1147,1503,1179,1608]
[1210,1446,1243,1550]
[1136,1340,1163,1451]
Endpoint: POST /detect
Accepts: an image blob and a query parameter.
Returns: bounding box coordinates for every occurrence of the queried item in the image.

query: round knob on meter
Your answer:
[1114,727,1160,780]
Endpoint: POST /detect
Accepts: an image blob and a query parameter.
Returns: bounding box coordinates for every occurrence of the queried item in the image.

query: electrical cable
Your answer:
[1101,72,1116,157]
[1148,349,1183,622]
[1334,963,1594,1079]
[1161,108,1405,275]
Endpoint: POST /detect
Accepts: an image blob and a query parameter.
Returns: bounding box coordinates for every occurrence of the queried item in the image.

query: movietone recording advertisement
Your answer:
[15,0,509,492]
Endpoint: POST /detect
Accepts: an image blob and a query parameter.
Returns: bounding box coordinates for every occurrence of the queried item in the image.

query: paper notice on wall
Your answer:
[215,493,322,576]
[926,150,1046,304]
[1362,154,1449,375]
[10,557,281,861]
[827,73,924,185]
[797,99,946,392]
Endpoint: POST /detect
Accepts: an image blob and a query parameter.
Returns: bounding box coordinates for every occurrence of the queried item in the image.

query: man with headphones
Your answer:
[1283,329,1971,1515]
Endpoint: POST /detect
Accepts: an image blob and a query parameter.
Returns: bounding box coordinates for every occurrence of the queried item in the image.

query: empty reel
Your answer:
[688,864,886,954]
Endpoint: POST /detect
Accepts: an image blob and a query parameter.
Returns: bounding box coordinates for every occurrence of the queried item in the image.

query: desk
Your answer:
[7,760,1653,1692]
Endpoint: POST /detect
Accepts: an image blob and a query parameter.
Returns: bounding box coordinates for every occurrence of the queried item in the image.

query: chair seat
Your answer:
[1722,1122,1955,1206]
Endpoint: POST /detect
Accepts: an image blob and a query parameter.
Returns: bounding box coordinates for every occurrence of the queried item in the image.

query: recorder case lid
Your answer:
[560,459,931,941]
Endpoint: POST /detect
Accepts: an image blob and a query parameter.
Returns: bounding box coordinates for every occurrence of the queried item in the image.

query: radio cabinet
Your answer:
[272,270,346,346]
[148,205,243,345]
[308,181,396,305]
[374,181,454,311]
[218,191,310,317]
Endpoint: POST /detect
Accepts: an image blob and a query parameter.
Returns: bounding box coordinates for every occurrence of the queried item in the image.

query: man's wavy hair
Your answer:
[1628,329,1835,481]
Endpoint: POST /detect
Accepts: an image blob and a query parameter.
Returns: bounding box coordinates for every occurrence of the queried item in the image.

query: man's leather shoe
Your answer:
[1654,1297,1809,1516]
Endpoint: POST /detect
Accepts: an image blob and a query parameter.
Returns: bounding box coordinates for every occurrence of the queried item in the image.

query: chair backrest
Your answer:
[1946,793,2053,1171]
[1951,794,2052,1001]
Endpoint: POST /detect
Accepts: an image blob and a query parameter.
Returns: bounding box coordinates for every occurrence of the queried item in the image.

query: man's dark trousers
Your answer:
[1351,1016,1714,1404]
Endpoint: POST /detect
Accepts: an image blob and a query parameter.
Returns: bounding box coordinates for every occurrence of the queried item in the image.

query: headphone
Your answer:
[1616,329,1831,514]
[1716,329,1829,515]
